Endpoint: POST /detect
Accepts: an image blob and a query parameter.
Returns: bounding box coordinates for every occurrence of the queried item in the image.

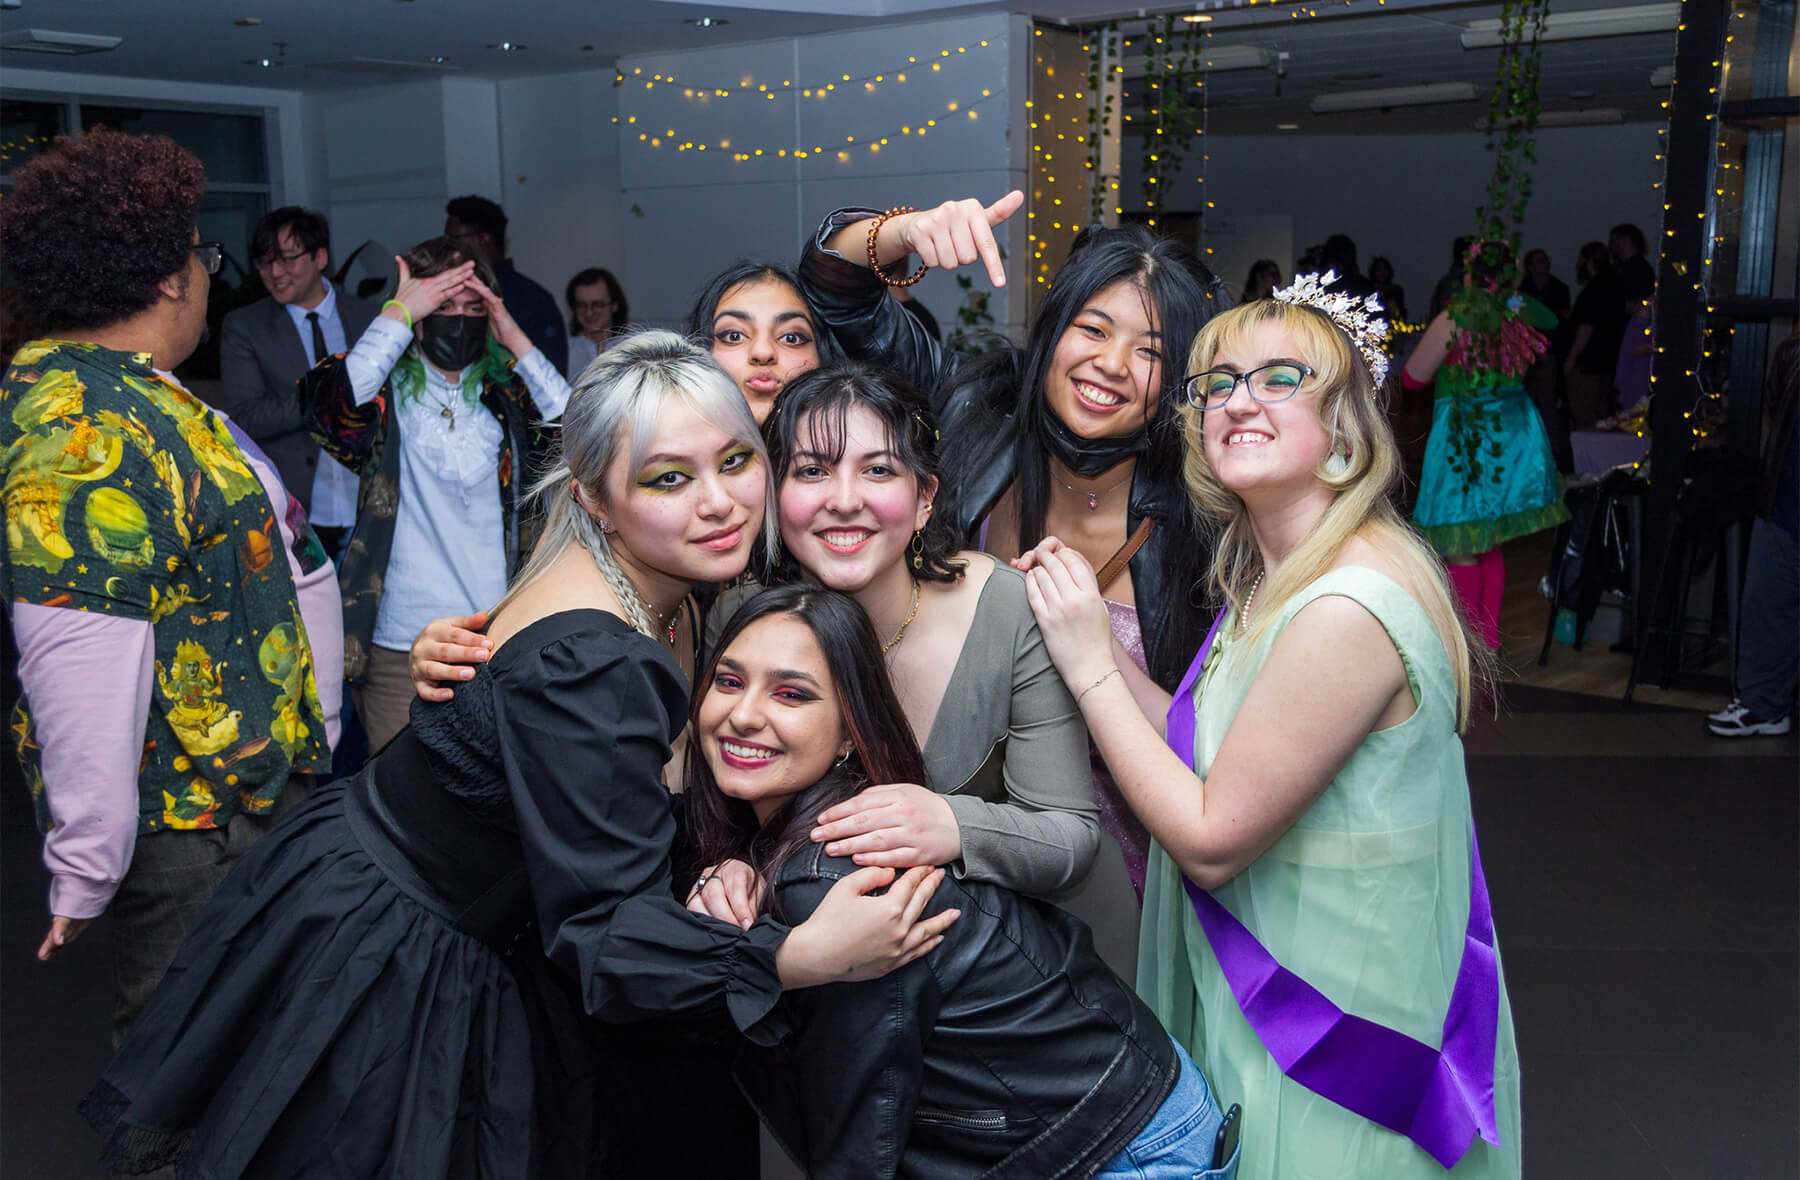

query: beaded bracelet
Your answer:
[381,299,413,331]
[866,207,930,289]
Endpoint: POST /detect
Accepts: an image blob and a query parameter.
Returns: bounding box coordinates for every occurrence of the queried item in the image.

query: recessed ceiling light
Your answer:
[234,17,263,27]
[580,44,596,52]
[690,17,729,28]
[1277,122,1300,130]
[1181,13,1214,22]
[487,41,525,51]
[425,55,450,64]
[245,57,278,68]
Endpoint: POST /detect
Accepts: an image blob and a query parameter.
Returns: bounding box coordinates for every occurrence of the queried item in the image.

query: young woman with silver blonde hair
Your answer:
[1022,290,1522,1178]
[83,331,957,1180]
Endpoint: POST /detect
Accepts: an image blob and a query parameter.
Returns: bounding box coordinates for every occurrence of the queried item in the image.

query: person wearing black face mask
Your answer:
[301,235,573,749]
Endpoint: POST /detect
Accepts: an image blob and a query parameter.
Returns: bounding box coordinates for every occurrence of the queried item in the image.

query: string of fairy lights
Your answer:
[607,39,1001,161]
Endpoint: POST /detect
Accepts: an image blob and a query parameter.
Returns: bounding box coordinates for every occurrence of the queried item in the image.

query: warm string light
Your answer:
[610,40,993,100]
[612,39,999,161]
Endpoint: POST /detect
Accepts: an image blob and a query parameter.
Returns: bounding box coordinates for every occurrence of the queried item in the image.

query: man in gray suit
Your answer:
[217,207,379,553]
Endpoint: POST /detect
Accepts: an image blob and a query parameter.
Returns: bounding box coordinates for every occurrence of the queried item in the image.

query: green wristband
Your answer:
[381,299,412,331]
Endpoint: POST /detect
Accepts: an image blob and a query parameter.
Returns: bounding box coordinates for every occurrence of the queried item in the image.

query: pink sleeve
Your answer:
[12,602,156,920]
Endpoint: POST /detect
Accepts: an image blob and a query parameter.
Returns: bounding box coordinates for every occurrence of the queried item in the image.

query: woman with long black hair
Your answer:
[686,584,1240,1180]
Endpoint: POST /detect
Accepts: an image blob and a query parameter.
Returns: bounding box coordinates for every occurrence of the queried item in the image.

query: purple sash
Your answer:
[1165,613,1501,1169]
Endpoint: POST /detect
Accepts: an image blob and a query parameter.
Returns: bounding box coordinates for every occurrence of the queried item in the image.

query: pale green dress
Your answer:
[1137,568,1522,1179]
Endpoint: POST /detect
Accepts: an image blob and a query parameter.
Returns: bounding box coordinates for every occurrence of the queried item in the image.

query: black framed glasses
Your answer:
[191,241,224,276]
[254,246,313,273]
[1182,362,1315,411]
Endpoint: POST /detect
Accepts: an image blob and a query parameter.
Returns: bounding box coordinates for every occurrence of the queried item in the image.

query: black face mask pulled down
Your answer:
[418,314,490,373]
[1038,403,1149,477]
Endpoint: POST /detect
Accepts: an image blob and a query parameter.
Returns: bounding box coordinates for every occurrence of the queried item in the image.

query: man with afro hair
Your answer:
[1,128,342,1043]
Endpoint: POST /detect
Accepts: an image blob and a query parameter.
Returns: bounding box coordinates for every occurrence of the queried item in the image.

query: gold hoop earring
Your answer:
[910,531,925,570]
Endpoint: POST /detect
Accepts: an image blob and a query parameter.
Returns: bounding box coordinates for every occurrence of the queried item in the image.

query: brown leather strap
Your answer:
[1095,517,1154,593]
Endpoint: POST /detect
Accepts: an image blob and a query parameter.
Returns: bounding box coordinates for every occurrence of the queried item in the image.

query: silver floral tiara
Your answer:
[1271,270,1390,386]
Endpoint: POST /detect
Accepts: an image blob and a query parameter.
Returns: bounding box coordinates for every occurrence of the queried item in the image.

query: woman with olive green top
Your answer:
[705,363,1097,899]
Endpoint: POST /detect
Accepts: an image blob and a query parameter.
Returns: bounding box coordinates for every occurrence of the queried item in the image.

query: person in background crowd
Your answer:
[565,266,629,380]
[1563,240,1627,428]
[685,259,831,424]
[1241,258,1282,304]
[80,333,956,1179]
[1022,290,1521,1178]
[304,236,570,752]
[1710,331,1799,738]
[217,206,380,555]
[1609,222,1655,312]
[1321,233,1376,299]
[445,195,569,375]
[2,129,338,1044]
[689,586,1241,1180]
[1519,248,1574,474]
[1430,235,1475,321]
[1369,255,1408,323]
[1407,244,1569,647]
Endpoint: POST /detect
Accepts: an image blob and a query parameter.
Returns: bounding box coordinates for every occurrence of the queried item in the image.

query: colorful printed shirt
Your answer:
[4,340,333,836]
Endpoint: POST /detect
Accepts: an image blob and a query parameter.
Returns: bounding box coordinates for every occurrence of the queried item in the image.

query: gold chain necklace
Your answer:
[882,580,922,655]
[1237,570,1265,635]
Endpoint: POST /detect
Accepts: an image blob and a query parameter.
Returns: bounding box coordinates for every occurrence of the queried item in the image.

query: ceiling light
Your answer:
[691,17,729,28]
[1197,45,1272,71]
[1181,13,1214,23]
[425,55,450,64]
[1310,81,1477,114]
[234,17,263,27]
[1476,107,1626,131]
[1650,64,1675,87]
[1461,3,1679,49]
[0,28,123,55]
[487,41,525,51]
[1277,122,1300,130]
[245,57,278,68]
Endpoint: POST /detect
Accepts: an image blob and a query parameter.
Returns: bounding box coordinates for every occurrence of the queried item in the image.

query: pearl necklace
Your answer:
[1237,570,1265,635]
[882,580,921,655]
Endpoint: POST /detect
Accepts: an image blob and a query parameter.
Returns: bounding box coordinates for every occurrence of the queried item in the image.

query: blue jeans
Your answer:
[1093,1039,1241,1179]
[1737,516,1798,716]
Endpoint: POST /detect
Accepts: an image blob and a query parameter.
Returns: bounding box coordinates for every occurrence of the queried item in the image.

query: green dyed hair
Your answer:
[390,235,513,405]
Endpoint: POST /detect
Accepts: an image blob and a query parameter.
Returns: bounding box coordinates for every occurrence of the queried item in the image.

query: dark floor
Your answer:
[3,687,1795,1178]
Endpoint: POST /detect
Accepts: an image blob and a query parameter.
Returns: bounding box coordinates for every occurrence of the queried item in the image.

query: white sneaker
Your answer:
[1707,699,1749,726]
[1706,705,1792,738]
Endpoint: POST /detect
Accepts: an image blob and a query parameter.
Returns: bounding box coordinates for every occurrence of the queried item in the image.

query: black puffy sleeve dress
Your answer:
[82,610,789,1178]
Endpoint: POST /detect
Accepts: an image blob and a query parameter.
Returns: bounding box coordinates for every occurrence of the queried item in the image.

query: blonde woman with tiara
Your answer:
[1020,279,1521,1178]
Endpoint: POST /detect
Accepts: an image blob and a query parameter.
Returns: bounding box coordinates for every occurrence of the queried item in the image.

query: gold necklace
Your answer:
[1237,570,1265,635]
[882,580,922,655]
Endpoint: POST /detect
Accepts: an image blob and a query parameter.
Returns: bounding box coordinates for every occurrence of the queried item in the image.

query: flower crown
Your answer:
[1272,270,1390,387]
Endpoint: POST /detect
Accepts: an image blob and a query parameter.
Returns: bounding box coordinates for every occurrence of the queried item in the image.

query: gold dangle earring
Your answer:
[911,531,925,570]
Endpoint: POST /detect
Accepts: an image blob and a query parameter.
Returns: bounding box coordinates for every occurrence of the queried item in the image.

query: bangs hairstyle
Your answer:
[764,363,967,584]
[1181,299,1488,728]
[681,586,927,920]
[491,330,777,634]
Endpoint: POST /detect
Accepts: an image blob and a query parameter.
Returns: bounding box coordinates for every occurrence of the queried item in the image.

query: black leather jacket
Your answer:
[797,210,1215,688]
[737,845,1179,1180]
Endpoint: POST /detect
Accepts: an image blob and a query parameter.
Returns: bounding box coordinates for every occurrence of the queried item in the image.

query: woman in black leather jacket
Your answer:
[685,585,1241,1180]
[796,195,1228,898]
